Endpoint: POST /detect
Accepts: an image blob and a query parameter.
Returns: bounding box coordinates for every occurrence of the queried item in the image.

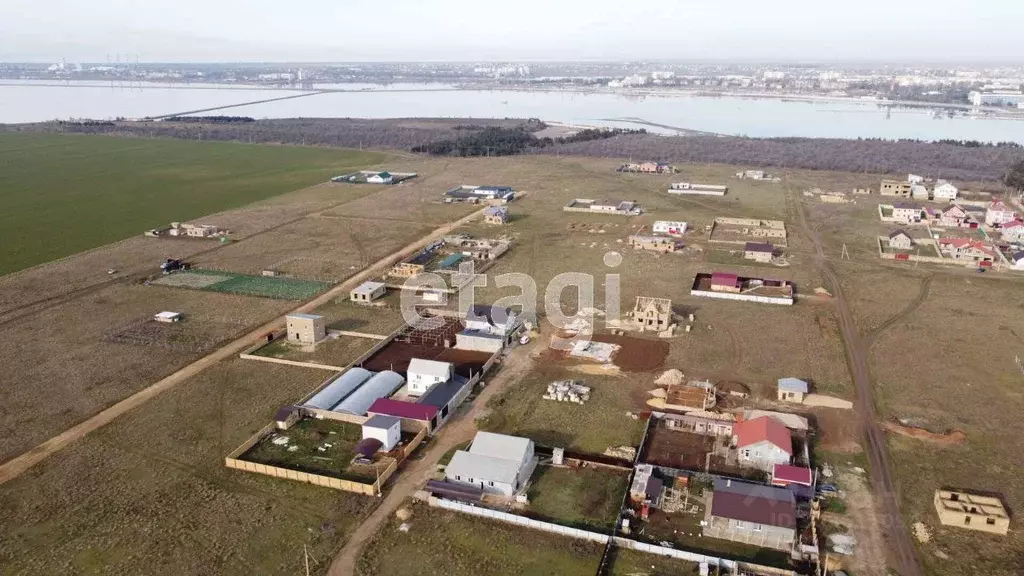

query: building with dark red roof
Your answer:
[733,416,792,471]
[704,478,798,551]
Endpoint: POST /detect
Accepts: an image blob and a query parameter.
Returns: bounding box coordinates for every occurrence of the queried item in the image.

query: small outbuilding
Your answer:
[777,377,809,403]
[366,171,393,184]
[351,281,387,303]
[285,313,326,345]
[362,414,402,451]
[743,242,775,263]
[154,311,183,323]
[274,406,300,430]
[484,205,510,225]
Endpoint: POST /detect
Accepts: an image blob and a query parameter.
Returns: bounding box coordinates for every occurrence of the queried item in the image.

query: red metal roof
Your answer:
[710,272,739,287]
[772,464,813,486]
[734,416,792,454]
[368,398,438,421]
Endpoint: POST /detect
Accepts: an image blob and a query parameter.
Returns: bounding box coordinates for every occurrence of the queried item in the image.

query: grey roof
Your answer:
[744,242,774,253]
[1014,251,1024,262]
[476,185,513,192]
[408,358,453,380]
[287,313,323,321]
[363,414,400,430]
[469,431,532,462]
[332,370,405,415]
[466,304,514,327]
[777,378,809,393]
[893,201,920,209]
[352,281,386,295]
[303,368,373,410]
[714,478,795,502]
[484,205,508,217]
[446,451,522,486]
[418,375,471,408]
[889,229,910,239]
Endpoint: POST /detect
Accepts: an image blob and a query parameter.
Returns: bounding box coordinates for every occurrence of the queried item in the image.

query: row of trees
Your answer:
[410,126,647,157]
[162,116,256,124]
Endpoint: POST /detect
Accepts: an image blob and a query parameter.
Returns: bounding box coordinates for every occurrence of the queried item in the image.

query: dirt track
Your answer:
[326,344,538,576]
[0,205,489,486]
[791,187,923,576]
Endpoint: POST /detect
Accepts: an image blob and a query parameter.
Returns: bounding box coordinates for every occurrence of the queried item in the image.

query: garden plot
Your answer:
[151,269,331,300]
[104,314,248,353]
[240,419,389,483]
[525,465,629,531]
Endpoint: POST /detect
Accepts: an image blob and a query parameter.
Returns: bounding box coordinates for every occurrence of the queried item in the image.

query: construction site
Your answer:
[708,217,789,248]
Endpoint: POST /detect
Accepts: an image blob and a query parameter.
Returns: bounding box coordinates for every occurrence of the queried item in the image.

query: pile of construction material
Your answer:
[543,380,591,404]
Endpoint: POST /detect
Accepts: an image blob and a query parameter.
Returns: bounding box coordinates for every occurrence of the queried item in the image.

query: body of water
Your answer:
[1,80,1022,143]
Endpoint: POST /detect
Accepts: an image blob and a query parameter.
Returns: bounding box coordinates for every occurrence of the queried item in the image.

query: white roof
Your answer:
[446,451,522,486]
[743,409,809,431]
[154,311,181,319]
[407,358,453,380]
[332,370,405,415]
[303,368,373,410]
[352,281,386,295]
[777,378,809,393]
[469,431,532,462]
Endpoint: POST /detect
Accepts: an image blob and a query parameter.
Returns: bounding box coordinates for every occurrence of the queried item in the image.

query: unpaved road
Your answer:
[0,206,489,486]
[826,471,889,576]
[327,346,537,576]
[792,190,923,576]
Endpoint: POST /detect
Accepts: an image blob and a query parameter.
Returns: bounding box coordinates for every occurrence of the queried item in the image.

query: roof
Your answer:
[446,451,522,486]
[742,410,809,431]
[634,296,671,314]
[363,414,400,430]
[408,358,453,380]
[1014,251,1024,263]
[888,229,911,240]
[734,416,792,454]
[303,368,373,410]
[777,377,809,393]
[352,281,386,295]
[375,171,392,178]
[368,398,439,421]
[332,370,405,415]
[154,311,181,319]
[275,405,297,422]
[710,478,797,529]
[476,185,513,192]
[418,376,471,408]
[989,201,1010,211]
[484,206,508,217]
[469,431,532,462]
[773,464,813,486]
[893,201,920,209]
[466,304,514,327]
[1002,221,1024,229]
[744,242,774,253]
[710,272,739,287]
[287,313,323,321]
[354,438,383,458]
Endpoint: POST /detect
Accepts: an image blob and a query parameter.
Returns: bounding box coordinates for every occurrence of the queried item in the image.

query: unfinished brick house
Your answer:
[934,489,1010,535]
[630,297,672,332]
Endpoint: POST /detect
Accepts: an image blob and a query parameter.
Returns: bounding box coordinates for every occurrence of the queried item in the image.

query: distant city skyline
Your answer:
[2,0,1024,63]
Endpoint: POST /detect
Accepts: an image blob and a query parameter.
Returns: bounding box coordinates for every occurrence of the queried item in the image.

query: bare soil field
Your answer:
[361,341,491,378]
[254,336,377,368]
[0,359,378,576]
[0,283,292,463]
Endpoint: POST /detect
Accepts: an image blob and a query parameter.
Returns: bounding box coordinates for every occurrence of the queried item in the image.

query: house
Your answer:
[939,238,997,262]
[564,198,643,216]
[743,242,775,263]
[630,297,672,332]
[446,185,516,202]
[938,204,974,228]
[628,235,677,253]
[274,406,300,430]
[776,378,809,403]
[888,229,914,250]
[733,416,792,471]
[456,304,520,352]
[932,180,959,201]
[908,174,925,184]
[350,281,386,303]
[652,220,688,236]
[737,170,766,180]
[154,311,182,323]
[986,201,1019,226]
[592,199,639,213]
[934,489,1010,535]
[366,171,393,184]
[880,180,912,197]
[999,221,1024,242]
[709,272,740,293]
[910,184,930,200]
[444,432,536,496]
[367,398,440,432]
[630,464,664,508]
[406,358,454,396]
[619,161,675,174]
[417,375,474,429]
[771,464,813,488]
[285,313,326,345]
[892,202,923,224]
[361,414,401,451]
[704,478,798,551]
[483,205,509,225]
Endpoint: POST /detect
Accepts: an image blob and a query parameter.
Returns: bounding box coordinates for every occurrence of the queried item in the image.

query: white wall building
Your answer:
[444,432,536,496]
[406,358,454,396]
[986,201,1019,226]
[932,181,959,201]
[653,221,688,236]
[361,414,401,451]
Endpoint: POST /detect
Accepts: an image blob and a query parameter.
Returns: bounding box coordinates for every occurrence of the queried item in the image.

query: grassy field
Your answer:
[605,547,698,575]
[355,502,603,576]
[526,465,629,531]
[241,418,383,482]
[0,133,384,275]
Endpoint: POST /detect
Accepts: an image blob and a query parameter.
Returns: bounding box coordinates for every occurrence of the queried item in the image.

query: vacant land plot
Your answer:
[526,465,629,531]
[362,341,491,378]
[355,501,603,576]
[642,506,792,568]
[253,336,376,368]
[105,314,248,353]
[605,547,699,575]
[0,283,291,463]
[241,418,387,483]
[481,364,647,455]
[153,269,332,300]
[0,133,383,275]
[0,359,379,576]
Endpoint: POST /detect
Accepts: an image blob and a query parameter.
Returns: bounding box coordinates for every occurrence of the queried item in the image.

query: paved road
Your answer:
[0,206,489,486]
[327,346,537,576]
[793,195,923,576]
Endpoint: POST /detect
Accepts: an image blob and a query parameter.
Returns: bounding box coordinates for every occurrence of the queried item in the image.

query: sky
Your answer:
[2,0,1023,63]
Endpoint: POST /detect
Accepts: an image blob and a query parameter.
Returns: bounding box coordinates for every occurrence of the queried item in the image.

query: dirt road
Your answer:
[0,206,489,486]
[326,346,537,576]
[791,190,923,576]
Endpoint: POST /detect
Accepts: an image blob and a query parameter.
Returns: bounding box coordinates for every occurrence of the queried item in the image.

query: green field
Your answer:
[152,269,333,299]
[0,133,385,275]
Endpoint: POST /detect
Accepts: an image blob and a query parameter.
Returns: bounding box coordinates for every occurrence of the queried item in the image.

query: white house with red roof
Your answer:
[937,204,976,228]
[986,201,1020,227]
[733,416,792,471]
[939,238,997,262]
[999,220,1024,242]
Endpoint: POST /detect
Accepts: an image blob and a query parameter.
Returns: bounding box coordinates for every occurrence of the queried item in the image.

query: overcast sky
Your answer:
[2,0,1022,63]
